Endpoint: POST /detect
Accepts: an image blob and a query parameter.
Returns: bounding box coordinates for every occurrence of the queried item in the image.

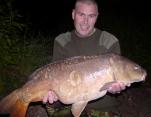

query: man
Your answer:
[43,0,128,116]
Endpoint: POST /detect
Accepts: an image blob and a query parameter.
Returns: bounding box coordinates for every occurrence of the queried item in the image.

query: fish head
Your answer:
[109,54,147,85]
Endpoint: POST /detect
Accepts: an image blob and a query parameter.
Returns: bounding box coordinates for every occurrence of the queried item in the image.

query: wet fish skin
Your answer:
[0,53,146,117]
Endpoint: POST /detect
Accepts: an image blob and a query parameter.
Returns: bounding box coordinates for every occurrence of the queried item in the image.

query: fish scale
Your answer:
[0,53,146,117]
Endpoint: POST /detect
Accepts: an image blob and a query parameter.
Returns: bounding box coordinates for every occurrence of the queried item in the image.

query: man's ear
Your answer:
[72,9,75,20]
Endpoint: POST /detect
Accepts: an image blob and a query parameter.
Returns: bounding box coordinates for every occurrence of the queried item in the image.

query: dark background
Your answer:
[0,0,150,96]
[14,0,150,33]
[0,1,151,116]
[13,0,150,85]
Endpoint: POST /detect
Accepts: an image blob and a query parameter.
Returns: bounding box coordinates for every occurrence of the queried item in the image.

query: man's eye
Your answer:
[134,66,139,70]
[79,13,84,16]
[89,15,96,18]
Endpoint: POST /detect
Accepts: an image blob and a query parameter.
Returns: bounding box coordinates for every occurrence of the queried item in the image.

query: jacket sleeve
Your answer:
[52,39,66,61]
[108,41,121,54]
[100,31,121,55]
[52,32,71,61]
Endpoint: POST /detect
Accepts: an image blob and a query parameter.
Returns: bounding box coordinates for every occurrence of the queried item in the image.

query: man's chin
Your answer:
[76,30,91,37]
[80,31,90,36]
[79,33,89,37]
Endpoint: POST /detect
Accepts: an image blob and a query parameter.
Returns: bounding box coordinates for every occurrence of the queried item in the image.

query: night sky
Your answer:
[14,0,150,33]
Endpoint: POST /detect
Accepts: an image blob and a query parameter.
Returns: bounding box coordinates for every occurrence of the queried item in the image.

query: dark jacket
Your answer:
[52,28,120,61]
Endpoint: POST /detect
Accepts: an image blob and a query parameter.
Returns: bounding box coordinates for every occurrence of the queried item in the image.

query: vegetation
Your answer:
[0,0,53,96]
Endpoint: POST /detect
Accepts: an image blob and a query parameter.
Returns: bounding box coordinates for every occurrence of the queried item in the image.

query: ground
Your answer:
[117,85,151,117]
[26,84,151,117]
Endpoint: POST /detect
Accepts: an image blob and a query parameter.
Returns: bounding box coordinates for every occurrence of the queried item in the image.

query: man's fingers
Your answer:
[108,82,126,94]
[119,82,126,90]
[53,94,58,101]
[43,93,48,104]
[43,91,58,104]
[48,91,54,103]
[127,83,131,87]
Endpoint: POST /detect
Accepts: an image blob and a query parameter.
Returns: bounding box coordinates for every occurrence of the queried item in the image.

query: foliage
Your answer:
[0,0,24,66]
[0,0,53,96]
[0,0,25,95]
[46,106,122,117]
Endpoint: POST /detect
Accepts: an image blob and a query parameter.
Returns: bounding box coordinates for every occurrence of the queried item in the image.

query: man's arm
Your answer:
[108,41,121,54]
[43,32,125,103]
[100,31,128,93]
[52,40,66,61]
[100,31,121,54]
[52,32,71,61]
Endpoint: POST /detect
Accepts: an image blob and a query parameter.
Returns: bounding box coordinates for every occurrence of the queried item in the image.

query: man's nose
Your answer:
[83,16,88,24]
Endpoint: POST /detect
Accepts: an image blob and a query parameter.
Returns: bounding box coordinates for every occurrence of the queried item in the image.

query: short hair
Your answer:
[75,0,98,9]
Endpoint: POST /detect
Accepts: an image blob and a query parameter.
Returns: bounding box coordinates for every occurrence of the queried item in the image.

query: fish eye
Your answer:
[134,66,140,70]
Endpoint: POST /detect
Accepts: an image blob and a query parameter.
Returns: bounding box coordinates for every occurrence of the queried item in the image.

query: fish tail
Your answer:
[0,89,29,117]
[0,89,19,114]
[10,99,29,117]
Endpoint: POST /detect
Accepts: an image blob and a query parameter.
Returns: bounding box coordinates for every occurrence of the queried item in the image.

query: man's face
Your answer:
[72,2,98,37]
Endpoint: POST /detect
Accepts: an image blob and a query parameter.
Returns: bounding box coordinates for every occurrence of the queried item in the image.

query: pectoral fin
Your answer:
[71,101,88,117]
[10,99,29,117]
[100,81,116,92]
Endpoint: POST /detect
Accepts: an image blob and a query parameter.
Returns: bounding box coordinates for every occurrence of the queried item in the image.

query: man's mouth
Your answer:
[80,25,89,31]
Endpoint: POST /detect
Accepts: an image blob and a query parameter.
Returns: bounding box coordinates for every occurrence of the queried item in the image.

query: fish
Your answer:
[0,53,146,117]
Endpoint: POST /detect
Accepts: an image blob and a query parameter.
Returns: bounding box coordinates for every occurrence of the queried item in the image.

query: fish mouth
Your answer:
[127,70,147,84]
[137,70,147,82]
[141,70,147,81]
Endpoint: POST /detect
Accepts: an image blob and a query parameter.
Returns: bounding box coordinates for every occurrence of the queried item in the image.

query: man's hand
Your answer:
[42,82,130,104]
[43,91,58,104]
[108,81,131,94]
